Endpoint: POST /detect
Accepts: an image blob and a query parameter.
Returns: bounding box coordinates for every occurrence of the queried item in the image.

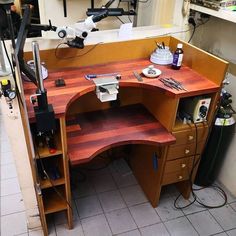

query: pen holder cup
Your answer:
[150,47,173,65]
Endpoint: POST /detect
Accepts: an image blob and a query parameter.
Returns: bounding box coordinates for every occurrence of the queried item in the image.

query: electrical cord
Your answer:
[54,42,103,60]
[174,120,227,210]
[188,25,196,43]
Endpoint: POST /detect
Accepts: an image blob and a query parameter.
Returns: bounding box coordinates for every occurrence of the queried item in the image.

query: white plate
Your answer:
[142,68,162,78]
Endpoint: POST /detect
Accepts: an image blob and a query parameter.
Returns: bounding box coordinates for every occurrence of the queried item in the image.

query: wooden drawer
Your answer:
[162,156,197,185]
[167,141,205,160]
[172,126,208,146]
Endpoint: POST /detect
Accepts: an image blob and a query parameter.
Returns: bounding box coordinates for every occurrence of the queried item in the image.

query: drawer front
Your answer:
[172,126,208,146]
[167,141,205,160]
[162,156,197,185]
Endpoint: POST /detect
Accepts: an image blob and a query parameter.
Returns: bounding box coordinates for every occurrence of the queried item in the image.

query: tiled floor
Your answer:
[1,111,236,236]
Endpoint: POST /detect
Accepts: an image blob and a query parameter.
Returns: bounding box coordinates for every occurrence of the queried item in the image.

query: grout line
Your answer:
[207,205,232,232]
[1,209,26,218]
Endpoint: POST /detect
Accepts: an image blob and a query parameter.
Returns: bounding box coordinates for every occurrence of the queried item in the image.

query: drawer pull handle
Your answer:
[178,175,183,180]
[188,135,194,140]
[185,149,190,154]
[181,164,186,168]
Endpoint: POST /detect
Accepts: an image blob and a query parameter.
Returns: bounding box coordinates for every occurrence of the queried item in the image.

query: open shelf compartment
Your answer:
[66,103,176,165]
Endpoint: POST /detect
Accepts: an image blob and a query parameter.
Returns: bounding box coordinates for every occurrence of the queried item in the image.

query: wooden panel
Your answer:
[169,37,228,86]
[24,37,170,70]
[40,178,65,189]
[60,117,73,229]
[172,125,208,146]
[162,156,195,185]
[42,187,67,214]
[23,58,220,120]
[67,104,175,166]
[176,155,200,199]
[130,144,167,207]
[164,156,194,173]
[66,87,143,116]
[166,141,205,160]
[142,89,179,131]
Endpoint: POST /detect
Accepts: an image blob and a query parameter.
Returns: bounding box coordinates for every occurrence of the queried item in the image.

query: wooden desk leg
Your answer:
[130,145,168,208]
[37,195,48,236]
[60,117,73,229]
[176,155,200,199]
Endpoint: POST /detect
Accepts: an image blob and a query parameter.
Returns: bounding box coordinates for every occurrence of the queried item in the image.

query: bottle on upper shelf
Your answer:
[172,43,184,70]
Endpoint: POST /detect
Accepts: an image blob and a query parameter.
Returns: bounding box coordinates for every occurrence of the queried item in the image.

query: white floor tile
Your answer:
[71,179,96,199]
[81,214,112,236]
[187,210,223,236]
[129,202,161,228]
[155,196,184,222]
[212,232,228,236]
[0,151,14,165]
[210,205,236,231]
[139,223,170,236]
[112,171,137,188]
[173,194,205,215]
[0,177,21,196]
[227,228,236,236]
[0,140,12,153]
[54,201,78,225]
[1,193,25,216]
[75,195,103,219]
[161,184,179,198]
[98,190,126,212]
[1,211,28,236]
[120,185,148,207]
[56,221,84,236]
[116,229,141,236]
[230,202,236,211]
[28,230,44,236]
[105,208,137,235]
[194,187,225,206]
[91,173,117,193]
[216,182,236,204]
[110,159,137,188]
[164,216,198,236]
[1,162,17,180]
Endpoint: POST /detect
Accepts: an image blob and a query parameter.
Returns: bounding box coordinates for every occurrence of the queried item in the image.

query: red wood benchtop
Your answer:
[66,104,176,165]
[23,58,219,119]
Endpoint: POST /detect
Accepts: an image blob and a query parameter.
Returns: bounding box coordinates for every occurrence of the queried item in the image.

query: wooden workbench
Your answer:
[23,36,228,236]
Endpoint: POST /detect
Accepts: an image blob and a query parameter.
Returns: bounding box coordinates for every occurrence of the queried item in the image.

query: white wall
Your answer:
[189,16,236,196]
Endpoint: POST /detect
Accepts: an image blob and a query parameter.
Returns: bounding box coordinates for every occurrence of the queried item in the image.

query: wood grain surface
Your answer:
[23,58,219,120]
[66,104,176,165]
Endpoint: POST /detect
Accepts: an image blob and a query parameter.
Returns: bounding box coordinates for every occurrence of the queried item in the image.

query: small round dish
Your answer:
[142,67,162,78]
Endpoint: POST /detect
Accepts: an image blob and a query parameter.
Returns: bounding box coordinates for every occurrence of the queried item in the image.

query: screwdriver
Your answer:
[85,72,119,80]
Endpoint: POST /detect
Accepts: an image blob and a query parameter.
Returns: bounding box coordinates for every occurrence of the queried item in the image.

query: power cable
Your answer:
[54,42,103,60]
[174,121,227,210]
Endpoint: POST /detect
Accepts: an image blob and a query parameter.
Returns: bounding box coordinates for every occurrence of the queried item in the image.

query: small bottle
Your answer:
[172,43,183,70]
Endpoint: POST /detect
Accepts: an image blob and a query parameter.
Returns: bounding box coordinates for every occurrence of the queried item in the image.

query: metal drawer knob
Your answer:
[178,175,183,180]
[188,135,194,140]
[185,149,190,154]
[181,163,186,168]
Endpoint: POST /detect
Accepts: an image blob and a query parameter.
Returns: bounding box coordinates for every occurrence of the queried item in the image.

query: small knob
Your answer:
[181,163,186,168]
[185,149,190,154]
[178,175,183,180]
[188,135,193,141]
[58,29,67,38]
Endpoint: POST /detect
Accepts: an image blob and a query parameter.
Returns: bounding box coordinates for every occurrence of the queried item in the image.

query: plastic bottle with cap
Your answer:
[172,43,183,70]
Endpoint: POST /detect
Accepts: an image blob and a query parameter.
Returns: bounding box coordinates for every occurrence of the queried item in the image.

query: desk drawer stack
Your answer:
[162,122,208,186]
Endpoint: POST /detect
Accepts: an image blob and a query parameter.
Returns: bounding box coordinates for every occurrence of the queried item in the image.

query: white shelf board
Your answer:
[190,3,236,23]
